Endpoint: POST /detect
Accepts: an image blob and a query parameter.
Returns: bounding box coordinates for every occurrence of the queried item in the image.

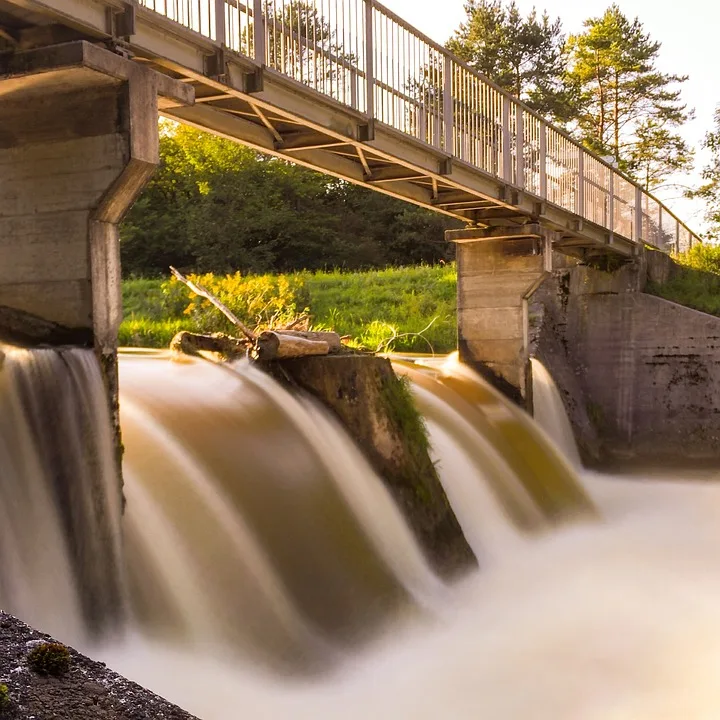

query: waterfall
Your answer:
[0,345,124,641]
[530,358,582,467]
[0,344,626,720]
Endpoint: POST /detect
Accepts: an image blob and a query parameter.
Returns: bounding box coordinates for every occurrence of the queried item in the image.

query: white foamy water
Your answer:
[4,344,720,719]
[98,472,720,720]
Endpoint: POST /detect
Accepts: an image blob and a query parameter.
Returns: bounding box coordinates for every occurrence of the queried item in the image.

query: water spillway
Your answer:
[5,345,720,718]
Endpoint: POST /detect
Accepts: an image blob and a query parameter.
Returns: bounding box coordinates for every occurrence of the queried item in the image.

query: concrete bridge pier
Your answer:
[0,41,192,454]
[447,224,554,404]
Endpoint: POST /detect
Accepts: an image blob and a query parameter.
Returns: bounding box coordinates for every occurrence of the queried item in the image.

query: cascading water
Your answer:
[530,357,582,467]
[0,345,124,641]
[4,344,720,718]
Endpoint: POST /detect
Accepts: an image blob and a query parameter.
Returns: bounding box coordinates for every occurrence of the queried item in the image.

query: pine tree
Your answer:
[566,4,693,188]
[447,0,572,122]
[688,108,720,239]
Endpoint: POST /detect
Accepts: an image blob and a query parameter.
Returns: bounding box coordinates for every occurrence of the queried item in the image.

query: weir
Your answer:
[3,343,719,719]
[0,345,590,654]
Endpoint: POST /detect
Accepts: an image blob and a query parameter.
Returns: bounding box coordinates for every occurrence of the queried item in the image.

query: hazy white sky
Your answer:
[381,0,715,230]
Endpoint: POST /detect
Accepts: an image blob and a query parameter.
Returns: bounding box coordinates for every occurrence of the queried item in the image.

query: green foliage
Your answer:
[688,108,720,240]
[674,244,720,274]
[119,264,458,354]
[380,373,430,457]
[27,642,71,677]
[447,0,572,122]
[0,683,9,712]
[120,123,457,278]
[647,245,720,316]
[565,4,693,187]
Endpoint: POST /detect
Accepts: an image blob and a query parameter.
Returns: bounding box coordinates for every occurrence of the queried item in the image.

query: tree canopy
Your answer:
[447,0,572,122]
[689,108,720,240]
[120,123,457,277]
[565,4,693,188]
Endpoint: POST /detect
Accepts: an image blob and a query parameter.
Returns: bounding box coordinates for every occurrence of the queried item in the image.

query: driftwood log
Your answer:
[170,331,249,359]
[168,267,347,359]
[253,330,342,360]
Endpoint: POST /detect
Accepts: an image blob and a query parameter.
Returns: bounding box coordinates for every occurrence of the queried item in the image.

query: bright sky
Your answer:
[381,0,715,232]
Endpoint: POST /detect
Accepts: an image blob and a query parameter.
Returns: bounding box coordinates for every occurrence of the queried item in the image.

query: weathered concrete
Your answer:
[531,254,720,462]
[0,612,197,719]
[0,41,192,466]
[447,224,553,403]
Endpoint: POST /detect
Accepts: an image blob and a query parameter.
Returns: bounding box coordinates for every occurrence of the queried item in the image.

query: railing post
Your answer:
[443,55,453,155]
[364,0,375,138]
[253,0,265,65]
[634,186,643,244]
[502,95,512,183]
[608,169,614,239]
[576,149,584,218]
[676,220,681,254]
[539,123,547,199]
[214,0,225,45]
[516,107,524,189]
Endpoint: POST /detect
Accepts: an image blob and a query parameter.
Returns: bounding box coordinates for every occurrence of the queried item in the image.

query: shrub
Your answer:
[0,683,9,711]
[27,642,71,676]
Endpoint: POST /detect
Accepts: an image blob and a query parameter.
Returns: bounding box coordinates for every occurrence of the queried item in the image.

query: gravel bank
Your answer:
[0,612,198,719]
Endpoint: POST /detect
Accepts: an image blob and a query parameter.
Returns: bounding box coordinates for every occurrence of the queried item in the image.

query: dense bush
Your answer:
[0,683,9,711]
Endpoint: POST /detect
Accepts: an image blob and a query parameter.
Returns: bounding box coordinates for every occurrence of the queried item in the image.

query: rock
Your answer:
[0,612,197,719]
[261,354,477,579]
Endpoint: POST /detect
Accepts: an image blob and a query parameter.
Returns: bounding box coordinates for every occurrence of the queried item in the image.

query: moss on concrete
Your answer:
[261,355,476,578]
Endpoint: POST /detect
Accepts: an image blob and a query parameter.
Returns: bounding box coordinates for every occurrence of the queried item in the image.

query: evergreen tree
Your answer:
[447,0,572,122]
[688,108,720,240]
[566,4,693,188]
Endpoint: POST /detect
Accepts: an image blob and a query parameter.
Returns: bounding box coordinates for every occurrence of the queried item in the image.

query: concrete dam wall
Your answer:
[531,254,720,463]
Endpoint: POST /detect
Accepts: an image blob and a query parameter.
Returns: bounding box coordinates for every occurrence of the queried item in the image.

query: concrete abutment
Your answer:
[447,224,554,404]
[0,40,193,464]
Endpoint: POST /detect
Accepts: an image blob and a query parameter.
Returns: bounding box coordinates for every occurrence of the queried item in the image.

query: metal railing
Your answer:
[138,0,701,253]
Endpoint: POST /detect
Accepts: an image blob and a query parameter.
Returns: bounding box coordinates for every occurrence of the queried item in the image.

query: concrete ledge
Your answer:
[0,40,193,107]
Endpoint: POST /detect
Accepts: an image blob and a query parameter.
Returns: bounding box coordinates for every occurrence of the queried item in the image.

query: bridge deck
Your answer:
[0,0,701,257]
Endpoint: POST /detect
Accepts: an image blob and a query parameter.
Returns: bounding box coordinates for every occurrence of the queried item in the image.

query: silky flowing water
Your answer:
[2,344,720,718]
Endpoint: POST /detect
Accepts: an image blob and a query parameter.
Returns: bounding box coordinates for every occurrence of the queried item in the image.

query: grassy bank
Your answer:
[120,264,458,353]
[647,245,720,316]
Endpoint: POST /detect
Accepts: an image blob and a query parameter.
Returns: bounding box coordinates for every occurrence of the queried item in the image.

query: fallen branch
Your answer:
[254,331,333,360]
[170,331,248,359]
[169,266,257,342]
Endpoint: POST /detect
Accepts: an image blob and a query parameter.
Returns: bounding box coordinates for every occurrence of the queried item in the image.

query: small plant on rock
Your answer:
[27,642,71,676]
[0,683,10,712]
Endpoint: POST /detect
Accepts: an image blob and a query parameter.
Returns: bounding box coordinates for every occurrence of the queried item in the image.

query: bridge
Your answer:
[0,0,704,400]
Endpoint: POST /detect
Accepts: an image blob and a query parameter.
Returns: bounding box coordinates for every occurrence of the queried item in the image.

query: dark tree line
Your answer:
[120,125,458,277]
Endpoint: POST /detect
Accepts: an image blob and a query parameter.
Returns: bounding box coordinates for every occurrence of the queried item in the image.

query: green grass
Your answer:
[647,245,720,316]
[120,264,458,354]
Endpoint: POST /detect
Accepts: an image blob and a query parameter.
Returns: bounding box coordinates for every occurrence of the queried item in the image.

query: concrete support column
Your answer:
[447,224,553,403]
[0,41,192,458]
